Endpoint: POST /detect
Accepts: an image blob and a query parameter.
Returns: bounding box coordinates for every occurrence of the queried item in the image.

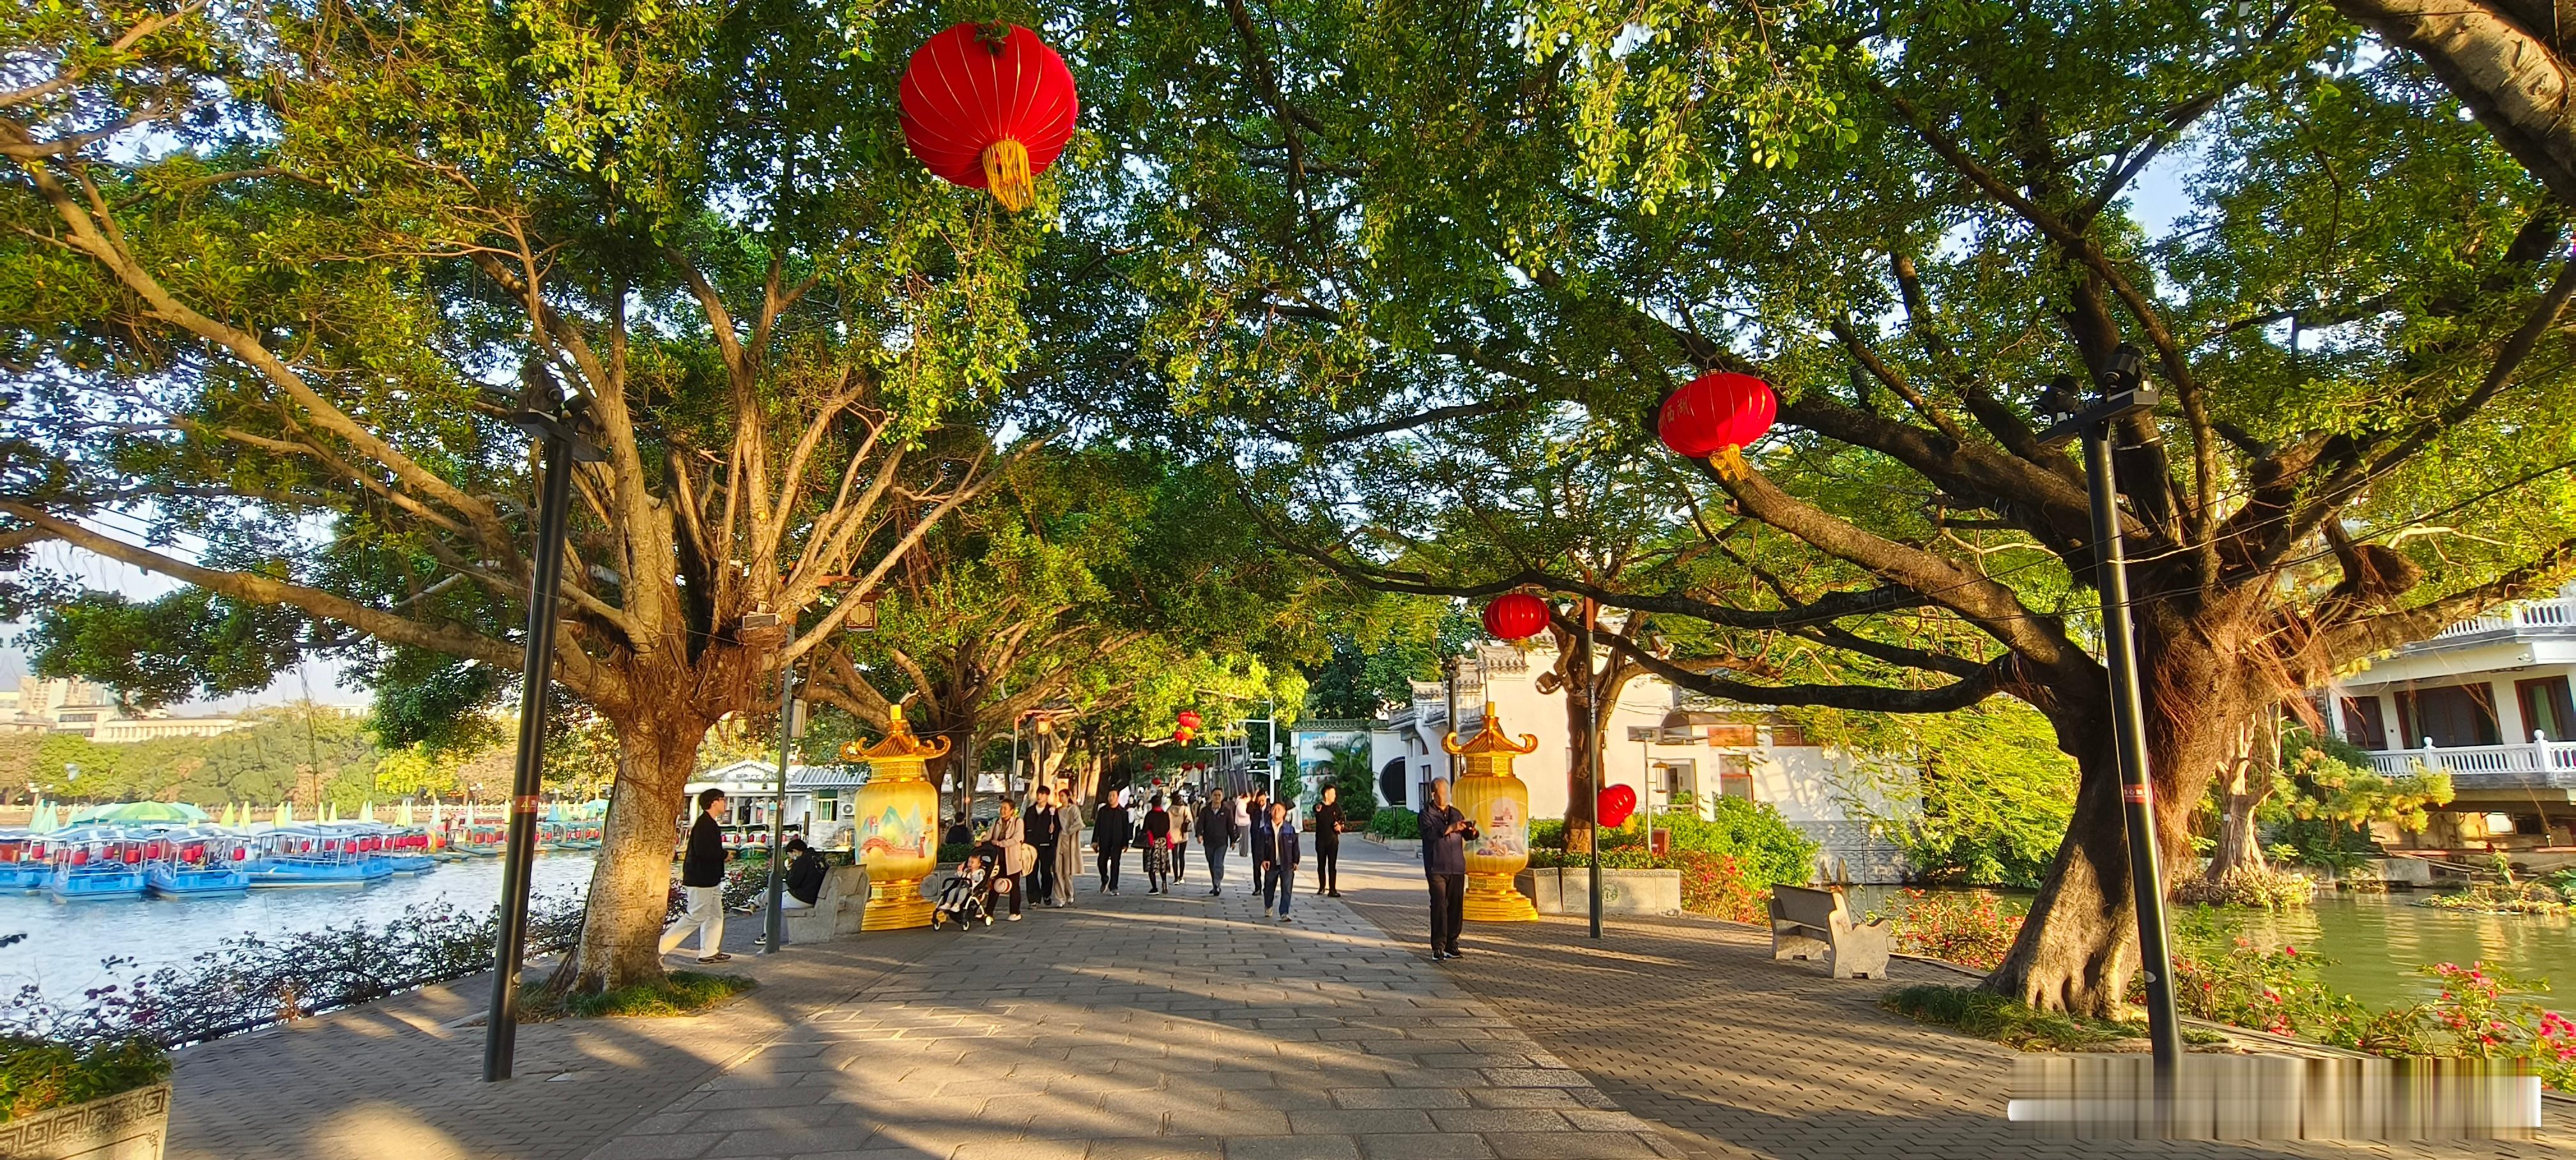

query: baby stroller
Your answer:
[930,843,1010,930]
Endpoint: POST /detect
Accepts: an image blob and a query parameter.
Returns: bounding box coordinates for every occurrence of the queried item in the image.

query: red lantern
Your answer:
[1658,371,1777,458]
[1173,727,1193,744]
[1597,784,1638,828]
[1176,710,1202,729]
[899,22,1080,212]
[1482,593,1550,641]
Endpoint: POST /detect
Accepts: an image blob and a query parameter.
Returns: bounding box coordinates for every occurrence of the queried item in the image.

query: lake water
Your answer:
[1855,886,2576,1011]
[0,854,596,1008]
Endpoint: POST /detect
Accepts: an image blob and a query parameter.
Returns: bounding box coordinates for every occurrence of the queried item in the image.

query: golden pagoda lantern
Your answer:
[841,714,949,931]
[1443,701,1540,922]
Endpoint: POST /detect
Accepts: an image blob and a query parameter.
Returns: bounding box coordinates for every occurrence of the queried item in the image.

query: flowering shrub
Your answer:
[1882,890,2025,970]
[2412,964,2576,1090]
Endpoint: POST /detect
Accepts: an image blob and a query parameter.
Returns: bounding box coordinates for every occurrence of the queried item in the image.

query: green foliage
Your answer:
[1585,798,1818,887]
[29,591,309,710]
[1303,600,1477,719]
[0,1036,169,1122]
[2174,865,2319,910]
[1314,740,1377,826]
[1880,985,2136,1052]
[1366,807,1418,839]
[1792,702,2076,888]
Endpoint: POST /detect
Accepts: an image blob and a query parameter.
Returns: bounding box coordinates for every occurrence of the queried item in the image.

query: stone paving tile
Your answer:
[165,914,946,1160]
[1328,839,2576,1160]
[589,845,1696,1160]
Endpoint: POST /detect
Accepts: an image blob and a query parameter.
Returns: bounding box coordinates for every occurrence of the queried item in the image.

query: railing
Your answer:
[2366,738,2576,777]
[2429,597,2576,640]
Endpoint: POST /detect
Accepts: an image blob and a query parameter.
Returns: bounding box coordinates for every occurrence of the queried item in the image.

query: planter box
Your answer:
[1514,867,1681,917]
[0,1083,170,1160]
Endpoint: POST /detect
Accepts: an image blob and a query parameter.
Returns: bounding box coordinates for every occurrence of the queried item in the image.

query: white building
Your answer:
[1313,642,1908,882]
[2322,583,2576,848]
[684,759,871,850]
[2,677,243,742]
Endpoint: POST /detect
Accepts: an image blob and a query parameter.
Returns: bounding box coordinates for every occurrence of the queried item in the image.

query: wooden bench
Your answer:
[1768,883,1890,979]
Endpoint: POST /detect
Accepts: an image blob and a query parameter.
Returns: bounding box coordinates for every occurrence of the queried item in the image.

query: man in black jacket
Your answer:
[659,788,733,963]
[1025,787,1062,905]
[1196,793,1238,897]
[1254,800,1302,922]
[1419,778,1476,961]
[1092,793,1131,895]
[1311,785,1346,897]
[783,836,826,908]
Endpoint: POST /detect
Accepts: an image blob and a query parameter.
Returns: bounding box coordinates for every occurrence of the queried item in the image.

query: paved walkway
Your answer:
[168,912,941,1160]
[1324,839,2576,1160]
[169,839,2575,1159]
[589,853,1689,1160]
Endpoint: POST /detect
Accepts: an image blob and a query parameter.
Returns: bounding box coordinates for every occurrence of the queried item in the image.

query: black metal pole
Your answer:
[2082,427,2184,1079]
[1583,599,1602,941]
[762,666,793,952]
[482,423,578,1083]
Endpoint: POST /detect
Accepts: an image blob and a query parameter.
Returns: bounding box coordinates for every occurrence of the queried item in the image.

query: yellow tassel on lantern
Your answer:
[981,138,1034,211]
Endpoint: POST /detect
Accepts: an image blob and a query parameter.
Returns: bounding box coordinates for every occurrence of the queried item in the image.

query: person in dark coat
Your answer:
[1197,793,1239,897]
[1026,787,1062,905]
[1311,786,1346,897]
[1092,792,1133,895]
[1253,801,1303,922]
[783,836,826,907]
[659,788,733,963]
[1419,777,1477,961]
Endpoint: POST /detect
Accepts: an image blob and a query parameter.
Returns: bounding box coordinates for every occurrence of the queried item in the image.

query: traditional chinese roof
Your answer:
[842,714,951,763]
[1443,703,1537,757]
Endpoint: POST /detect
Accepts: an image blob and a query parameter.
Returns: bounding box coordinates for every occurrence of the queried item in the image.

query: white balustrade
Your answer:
[2429,597,2576,639]
[2366,738,2576,777]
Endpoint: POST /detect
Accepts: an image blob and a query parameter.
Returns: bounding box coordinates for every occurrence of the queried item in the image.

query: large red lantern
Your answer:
[1176,710,1202,729]
[1482,593,1550,641]
[1658,371,1777,458]
[1597,784,1637,828]
[898,22,1080,212]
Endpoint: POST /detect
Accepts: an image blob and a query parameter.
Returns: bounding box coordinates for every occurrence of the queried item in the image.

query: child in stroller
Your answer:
[930,843,1013,930]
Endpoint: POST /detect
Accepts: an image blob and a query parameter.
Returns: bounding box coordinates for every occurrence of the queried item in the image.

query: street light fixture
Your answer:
[483,391,606,1084]
[2036,342,2184,1081]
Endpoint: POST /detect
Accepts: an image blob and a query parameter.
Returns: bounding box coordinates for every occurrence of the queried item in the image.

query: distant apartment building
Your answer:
[1298,642,1908,883]
[2321,583,2576,848]
[1,676,245,743]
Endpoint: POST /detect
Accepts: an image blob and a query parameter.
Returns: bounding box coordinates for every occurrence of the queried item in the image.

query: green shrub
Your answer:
[936,842,976,865]
[1530,818,1565,850]
[1367,807,1418,839]
[1597,799,1817,886]
[0,1037,168,1122]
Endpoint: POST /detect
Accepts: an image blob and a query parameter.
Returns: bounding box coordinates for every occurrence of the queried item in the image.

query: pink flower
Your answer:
[2284,945,2298,957]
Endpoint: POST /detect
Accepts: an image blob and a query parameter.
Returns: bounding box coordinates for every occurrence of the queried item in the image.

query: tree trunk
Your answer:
[2202,726,2273,884]
[1982,625,2252,1016]
[1561,640,1599,855]
[547,708,710,996]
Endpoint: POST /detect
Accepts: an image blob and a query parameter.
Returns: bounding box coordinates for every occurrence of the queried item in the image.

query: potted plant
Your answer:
[0,1035,171,1159]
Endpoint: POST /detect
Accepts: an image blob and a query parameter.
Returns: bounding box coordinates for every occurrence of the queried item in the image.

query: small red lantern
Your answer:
[1597,784,1637,828]
[1176,710,1202,729]
[899,22,1080,212]
[1658,371,1777,459]
[1482,593,1550,641]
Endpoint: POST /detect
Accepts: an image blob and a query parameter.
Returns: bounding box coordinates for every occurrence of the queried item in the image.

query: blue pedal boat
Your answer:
[48,832,146,901]
[141,830,253,897]
[0,834,49,891]
[245,827,384,887]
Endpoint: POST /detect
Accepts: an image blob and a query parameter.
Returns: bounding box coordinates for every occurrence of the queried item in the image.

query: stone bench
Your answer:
[1768,883,1889,979]
[780,864,868,943]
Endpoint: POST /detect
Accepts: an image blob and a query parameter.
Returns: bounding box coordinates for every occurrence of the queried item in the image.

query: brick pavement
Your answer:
[1327,838,2576,1160]
[167,912,942,1160]
[590,851,1694,1160]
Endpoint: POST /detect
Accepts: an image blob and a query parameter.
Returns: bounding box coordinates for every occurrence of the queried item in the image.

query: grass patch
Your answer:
[1880,984,2223,1051]
[520,972,757,1023]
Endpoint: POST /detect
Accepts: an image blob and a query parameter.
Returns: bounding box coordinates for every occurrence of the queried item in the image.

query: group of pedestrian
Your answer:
[660,770,1476,966]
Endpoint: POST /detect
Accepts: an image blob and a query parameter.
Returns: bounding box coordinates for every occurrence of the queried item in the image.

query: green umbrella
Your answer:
[66,801,210,825]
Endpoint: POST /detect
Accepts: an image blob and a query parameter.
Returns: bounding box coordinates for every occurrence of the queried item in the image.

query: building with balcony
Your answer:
[2323,584,2576,848]
[1,677,244,742]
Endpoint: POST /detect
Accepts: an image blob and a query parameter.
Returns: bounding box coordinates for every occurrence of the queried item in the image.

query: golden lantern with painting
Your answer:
[841,713,949,930]
[1442,702,1540,922]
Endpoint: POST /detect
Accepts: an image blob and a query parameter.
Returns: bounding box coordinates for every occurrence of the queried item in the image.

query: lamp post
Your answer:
[760,667,804,954]
[483,392,605,1083]
[2037,344,2184,1081]
[1581,597,1602,941]
[1438,655,1461,813]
